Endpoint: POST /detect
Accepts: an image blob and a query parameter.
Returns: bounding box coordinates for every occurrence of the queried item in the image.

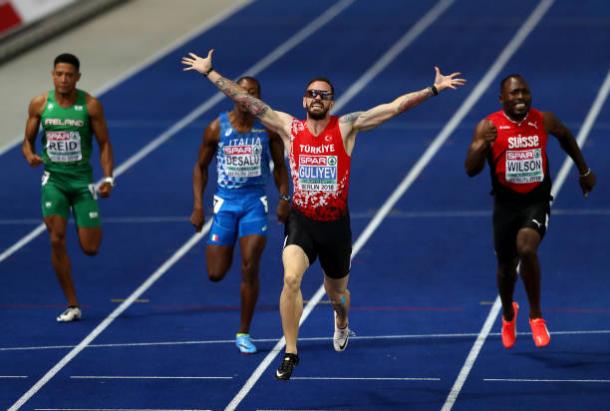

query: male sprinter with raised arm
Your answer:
[182,49,465,379]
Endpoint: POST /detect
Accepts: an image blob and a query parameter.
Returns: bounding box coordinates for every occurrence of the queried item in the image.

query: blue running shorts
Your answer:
[208,191,269,246]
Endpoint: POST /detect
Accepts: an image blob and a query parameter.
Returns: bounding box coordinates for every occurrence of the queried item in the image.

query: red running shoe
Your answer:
[529,317,551,348]
[501,302,519,349]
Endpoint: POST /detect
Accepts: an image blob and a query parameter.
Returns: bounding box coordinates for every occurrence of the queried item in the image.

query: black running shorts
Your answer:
[284,209,352,278]
[493,199,551,261]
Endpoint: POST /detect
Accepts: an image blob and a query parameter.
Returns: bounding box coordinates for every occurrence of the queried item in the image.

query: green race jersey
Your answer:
[41,89,93,178]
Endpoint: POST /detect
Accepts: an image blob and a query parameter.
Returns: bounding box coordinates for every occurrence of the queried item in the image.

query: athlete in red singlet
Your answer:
[487,108,550,197]
[182,50,466,380]
[289,115,350,221]
[465,74,596,350]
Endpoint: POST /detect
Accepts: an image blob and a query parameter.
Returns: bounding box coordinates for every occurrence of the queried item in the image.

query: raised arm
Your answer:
[465,119,497,177]
[190,119,219,232]
[88,95,114,198]
[22,94,46,167]
[181,50,293,143]
[339,67,466,135]
[543,111,596,196]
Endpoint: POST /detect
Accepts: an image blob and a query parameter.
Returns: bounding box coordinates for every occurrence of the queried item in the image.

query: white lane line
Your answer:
[291,377,440,381]
[332,0,455,111]
[7,224,207,411]
[484,378,610,384]
[225,1,456,409]
[3,207,610,226]
[0,375,28,378]
[7,3,356,409]
[439,1,555,410]
[35,409,212,411]
[551,67,610,203]
[4,328,610,352]
[257,409,343,411]
[0,0,254,157]
[443,16,610,411]
[70,375,231,380]
[0,0,355,266]
[0,224,47,264]
[444,69,610,411]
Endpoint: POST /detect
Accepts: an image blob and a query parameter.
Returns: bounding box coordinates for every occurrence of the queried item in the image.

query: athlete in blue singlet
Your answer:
[191,76,290,353]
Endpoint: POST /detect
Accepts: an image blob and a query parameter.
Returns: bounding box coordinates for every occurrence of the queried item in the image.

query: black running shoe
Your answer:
[275,353,299,381]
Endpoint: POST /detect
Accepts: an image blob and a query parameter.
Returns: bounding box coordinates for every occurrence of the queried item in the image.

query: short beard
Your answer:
[307,105,328,120]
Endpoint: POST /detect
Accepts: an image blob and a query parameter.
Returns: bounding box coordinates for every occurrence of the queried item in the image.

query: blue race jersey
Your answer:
[216,112,270,197]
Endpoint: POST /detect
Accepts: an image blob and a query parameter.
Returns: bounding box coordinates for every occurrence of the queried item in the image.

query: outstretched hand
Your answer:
[434,66,466,92]
[181,50,214,74]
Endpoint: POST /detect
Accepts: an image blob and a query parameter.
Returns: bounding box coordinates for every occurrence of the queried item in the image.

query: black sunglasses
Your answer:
[304,89,333,100]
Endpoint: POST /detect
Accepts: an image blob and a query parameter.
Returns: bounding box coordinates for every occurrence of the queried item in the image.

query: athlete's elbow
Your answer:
[465,163,480,177]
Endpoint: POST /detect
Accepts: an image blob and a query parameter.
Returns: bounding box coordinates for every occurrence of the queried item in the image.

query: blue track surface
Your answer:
[1,0,610,410]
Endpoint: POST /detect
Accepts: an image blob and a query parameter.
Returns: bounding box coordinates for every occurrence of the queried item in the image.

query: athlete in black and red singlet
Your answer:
[182,50,466,380]
[465,74,596,350]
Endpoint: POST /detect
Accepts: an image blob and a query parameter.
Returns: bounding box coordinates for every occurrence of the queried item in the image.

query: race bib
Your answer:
[505,149,544,183]
[222,144,262,178]
[297,155,337,192]
[46,131,82,162]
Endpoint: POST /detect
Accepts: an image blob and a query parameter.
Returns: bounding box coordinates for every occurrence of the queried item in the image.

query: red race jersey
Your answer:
[288,116,351,221]
[487,108,549,195]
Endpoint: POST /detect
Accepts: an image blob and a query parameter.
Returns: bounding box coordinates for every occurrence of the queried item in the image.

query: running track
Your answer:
[1,1,609,410]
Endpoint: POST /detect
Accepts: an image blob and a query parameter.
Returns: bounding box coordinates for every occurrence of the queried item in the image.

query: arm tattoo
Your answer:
[245,97,269,117]
[214,76,269,117]
[398,89,432,113]
[340,111,363,124]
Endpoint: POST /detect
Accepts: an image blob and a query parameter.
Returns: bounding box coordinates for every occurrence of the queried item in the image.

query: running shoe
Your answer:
[235,333,257,354]
[501,302,519,349]
[56,306,81,322]
[529,317,550,348]
[275,353,299,381]
[333,311,353,352]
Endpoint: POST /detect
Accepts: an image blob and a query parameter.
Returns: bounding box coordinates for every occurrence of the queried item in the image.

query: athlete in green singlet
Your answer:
[22,53,114,322]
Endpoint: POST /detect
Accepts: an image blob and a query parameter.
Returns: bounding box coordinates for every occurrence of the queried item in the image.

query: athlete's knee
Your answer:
[497,259,517,279]
[283,271,302,293]
[241,259,259,279]
[329,293,348,308]
[81,245,99,256]
[49,231,66,249]
[207,269,226,282]
[516,243,538,260]
[206,257,231,282]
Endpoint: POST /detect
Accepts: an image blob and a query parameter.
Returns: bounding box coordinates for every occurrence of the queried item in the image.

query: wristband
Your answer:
[280,194,291,202]
[203,66,214,77]
[429,85,439,96]
[580,168,592,178]
[102,176,114,187]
